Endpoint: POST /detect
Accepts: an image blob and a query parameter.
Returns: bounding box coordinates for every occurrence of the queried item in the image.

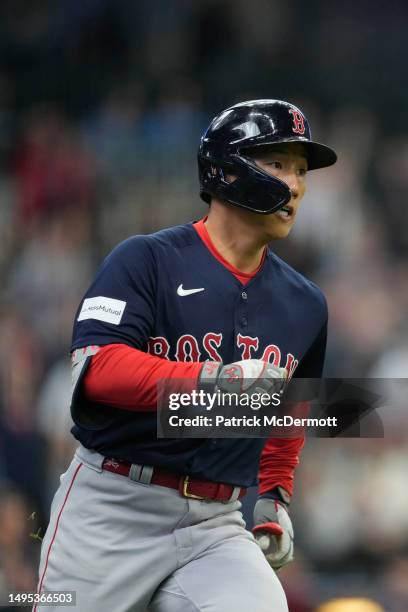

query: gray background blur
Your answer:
[0,1,407,610]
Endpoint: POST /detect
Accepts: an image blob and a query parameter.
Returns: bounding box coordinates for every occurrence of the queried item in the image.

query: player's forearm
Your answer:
[258,436,305,497]
[82,343,202,411]
[258,400,310,496]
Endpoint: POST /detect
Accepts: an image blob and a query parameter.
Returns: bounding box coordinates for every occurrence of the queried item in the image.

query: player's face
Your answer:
[250,143,308,239]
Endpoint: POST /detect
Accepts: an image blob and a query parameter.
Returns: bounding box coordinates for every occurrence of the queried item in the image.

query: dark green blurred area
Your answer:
[0,0,407,123]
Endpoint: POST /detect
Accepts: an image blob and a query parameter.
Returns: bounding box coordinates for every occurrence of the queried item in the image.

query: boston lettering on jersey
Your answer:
[70,223,328,488]
[148,334,298,379]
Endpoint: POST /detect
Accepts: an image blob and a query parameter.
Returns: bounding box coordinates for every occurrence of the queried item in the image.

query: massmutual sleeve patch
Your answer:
[77,296,127,325]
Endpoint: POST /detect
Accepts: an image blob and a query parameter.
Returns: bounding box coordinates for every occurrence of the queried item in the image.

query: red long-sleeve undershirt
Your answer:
[81,218,304,495]
[258,414,307,497]
[82,343,202,411]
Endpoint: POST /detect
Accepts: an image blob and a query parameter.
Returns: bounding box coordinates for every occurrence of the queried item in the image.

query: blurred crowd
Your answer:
[0,1,407,610]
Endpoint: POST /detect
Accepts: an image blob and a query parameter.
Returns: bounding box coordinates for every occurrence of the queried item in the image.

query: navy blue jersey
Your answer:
[71,222,328,487]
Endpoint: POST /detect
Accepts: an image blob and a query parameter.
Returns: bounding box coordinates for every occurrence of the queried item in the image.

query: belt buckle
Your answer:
[182,476,205,500]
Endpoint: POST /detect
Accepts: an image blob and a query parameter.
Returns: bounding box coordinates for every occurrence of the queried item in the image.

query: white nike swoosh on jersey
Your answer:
[177,284,205,296]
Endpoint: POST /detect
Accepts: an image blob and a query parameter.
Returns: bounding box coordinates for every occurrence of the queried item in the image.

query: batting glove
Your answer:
[200,359,287,397]
[252,497,294,570]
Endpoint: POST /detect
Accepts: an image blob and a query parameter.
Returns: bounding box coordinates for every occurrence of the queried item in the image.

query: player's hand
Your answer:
[200,359,287,397]
[252,498,294,570]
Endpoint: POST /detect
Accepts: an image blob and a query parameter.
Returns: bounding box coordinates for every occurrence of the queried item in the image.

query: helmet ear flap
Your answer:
[199,153,291,214]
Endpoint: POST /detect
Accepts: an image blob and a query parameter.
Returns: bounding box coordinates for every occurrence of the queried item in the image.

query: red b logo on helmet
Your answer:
[288,108,305,135]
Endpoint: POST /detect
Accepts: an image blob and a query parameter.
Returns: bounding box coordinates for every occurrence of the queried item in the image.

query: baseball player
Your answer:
[34,99,337,612]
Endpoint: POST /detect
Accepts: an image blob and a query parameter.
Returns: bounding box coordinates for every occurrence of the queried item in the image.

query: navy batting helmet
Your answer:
[198,99,337,214]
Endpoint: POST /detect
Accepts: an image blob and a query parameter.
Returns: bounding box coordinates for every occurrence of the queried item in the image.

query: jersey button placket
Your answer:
[239,290,248,328]
[233,288,250,359]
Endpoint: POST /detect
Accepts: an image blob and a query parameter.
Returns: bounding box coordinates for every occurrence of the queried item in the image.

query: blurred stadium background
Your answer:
[0,1,408,610]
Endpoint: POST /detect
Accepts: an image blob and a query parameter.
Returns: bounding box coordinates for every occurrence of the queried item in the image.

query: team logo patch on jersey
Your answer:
[78,296,126,325]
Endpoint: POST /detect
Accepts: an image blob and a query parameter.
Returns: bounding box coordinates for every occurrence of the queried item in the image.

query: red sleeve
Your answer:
[82,344,203,412]
[258,437,305,497]
[258,402,309,497]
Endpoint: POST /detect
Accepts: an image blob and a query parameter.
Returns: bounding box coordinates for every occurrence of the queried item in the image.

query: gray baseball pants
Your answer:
[34,445,288,612]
